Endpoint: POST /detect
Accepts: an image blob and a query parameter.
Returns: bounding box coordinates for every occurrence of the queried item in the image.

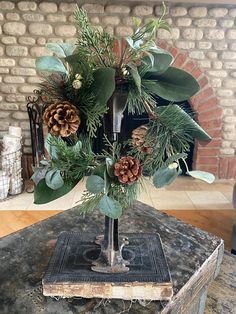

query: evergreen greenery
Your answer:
[33,4,214,211]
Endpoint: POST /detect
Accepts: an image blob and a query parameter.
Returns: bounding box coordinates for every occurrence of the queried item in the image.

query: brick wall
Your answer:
[0,1,236,177]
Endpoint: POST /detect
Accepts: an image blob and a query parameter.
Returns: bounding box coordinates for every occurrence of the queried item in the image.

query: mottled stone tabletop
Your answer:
[0,202,224,314]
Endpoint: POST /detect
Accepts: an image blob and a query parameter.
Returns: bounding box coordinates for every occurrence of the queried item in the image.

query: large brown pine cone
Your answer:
[114,156,142,185]
[131,125,152,154]
[43,101,80,137]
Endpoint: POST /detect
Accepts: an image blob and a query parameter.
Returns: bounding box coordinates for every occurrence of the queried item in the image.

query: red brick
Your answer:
[228,158,236,179]
[192,67,203,79]
[201,119,221,130]
[198,139,222,148]
[169,47,178,58]
[197,108,222,122]
[183,60,196,73]
[192,87,214,105]
[113,39,121,59]
[197,148,220,156]
[198,97,219,112]
[206,129,222,138]
[158,41,168,50]
[190,99,199,111]
[219,158,229,179]
[172,53,187,68]
[196,156,219,164]
[198,76,209,88]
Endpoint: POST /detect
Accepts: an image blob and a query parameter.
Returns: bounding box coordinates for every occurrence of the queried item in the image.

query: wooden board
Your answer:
[42,232,173,300]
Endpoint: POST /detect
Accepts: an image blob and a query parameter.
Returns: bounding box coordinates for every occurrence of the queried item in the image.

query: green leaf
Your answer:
[98,195,122,219]
[40,159,50,166]
[126,37,143,49]
[153,167,179,188]
[86,175,105,194]
[145,67,200,101]
[187,170,215,184]
[45,169,64,190]
[72,140,82,152]
[140,48,173,74]
[164,153,188,167]
[106,158,114,178]
[90,68,115,106]
[36,56,67,74]
[93,164,106,179]
[128,64,141,93]
[156,105,211,141]
[45,134,58,160]
[31,167,48,185]
[46,43,75,58]
[34,179,78,204]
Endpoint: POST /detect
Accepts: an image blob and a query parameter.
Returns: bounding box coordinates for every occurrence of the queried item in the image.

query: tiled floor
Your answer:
[0,176,234,211]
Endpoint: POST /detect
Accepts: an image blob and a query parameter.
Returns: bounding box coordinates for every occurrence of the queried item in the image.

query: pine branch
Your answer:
[74,7,115,68]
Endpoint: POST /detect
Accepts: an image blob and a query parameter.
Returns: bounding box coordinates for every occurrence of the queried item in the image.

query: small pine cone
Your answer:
[131,125,152,154]
[114,156,142,185]
[43,101,80,137]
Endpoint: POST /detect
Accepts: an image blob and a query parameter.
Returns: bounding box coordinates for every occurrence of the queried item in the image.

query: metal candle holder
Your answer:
[92,87,130,273]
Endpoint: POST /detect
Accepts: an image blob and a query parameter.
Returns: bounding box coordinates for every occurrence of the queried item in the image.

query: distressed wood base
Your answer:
[42,232,173,300]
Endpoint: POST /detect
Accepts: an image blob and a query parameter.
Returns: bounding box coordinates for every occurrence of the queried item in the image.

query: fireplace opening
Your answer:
[119,96,195,174]
[94,97,194,175]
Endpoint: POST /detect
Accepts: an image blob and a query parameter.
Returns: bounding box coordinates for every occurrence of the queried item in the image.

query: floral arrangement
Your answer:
[32,5,214,219]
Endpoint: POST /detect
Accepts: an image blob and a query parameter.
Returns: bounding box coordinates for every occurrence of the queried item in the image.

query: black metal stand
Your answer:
[27,90,47,167]
[92,87,130,273]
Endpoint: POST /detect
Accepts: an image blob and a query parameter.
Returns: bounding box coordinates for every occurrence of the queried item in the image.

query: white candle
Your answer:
[8,126,22,138]
[2,134,21,153]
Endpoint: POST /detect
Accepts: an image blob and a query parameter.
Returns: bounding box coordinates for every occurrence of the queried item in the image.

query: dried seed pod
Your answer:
[43,101,80,137]
[131,125,152,154]
[114,156,142,185]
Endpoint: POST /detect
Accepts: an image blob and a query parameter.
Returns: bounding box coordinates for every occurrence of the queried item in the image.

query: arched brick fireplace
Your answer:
[159,41,235,179]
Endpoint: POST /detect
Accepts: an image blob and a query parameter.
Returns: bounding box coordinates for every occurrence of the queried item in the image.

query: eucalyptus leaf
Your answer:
[128,64,141,93]
[98,195,122,219]
[36,56,67,74]
[90,68,115,106]
[164,153,188,167]
[40,159,50,166]
[31,167,48,185]
[86,175,105,194]
[126,37,134,49]
[45,169,64,190]
[46,43,75,58]
[45,134,58,160]
[140,48,173,74]
[34,179,78,204]
[126,36,143,49]
[145,67,200,101]
[153,167,179,188]
[187,170,215,184]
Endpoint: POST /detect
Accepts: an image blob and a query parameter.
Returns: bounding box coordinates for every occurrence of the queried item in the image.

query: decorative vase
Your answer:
[91,86,130,273]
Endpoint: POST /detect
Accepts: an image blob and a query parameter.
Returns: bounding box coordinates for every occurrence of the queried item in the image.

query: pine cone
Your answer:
[131,125,152,154]
[43,101,80,137]
[114,156,142,185]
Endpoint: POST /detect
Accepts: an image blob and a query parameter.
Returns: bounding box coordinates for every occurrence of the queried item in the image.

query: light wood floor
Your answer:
[0,178,235,251]
[0,209,235,251]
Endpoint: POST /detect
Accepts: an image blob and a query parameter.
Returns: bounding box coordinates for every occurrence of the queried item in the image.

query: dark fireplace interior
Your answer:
[93,97,194,174]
